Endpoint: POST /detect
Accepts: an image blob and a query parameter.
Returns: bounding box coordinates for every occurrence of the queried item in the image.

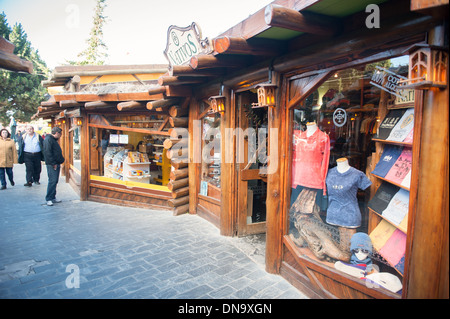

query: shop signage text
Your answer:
[164,22,211,67]
[370,66,408,100]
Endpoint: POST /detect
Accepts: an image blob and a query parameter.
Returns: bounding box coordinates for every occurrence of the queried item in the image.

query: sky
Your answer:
[1,0,273,70]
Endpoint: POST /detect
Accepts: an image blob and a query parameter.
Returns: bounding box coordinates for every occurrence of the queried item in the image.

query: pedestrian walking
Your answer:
[0,128,18,190]
[42,127,65,206]
[18,125,44,186]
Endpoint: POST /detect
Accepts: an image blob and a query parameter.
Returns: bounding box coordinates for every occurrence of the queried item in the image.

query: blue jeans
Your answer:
[45,164,60,201]
[0,167,14,186]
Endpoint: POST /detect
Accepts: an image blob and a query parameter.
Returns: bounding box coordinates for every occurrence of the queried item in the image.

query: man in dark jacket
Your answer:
[43,127,65,206]
[18,125,45,186]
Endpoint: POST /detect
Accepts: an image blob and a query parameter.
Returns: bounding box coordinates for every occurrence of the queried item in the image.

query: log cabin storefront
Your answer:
[40,0,448,299]
[39,64,194,213]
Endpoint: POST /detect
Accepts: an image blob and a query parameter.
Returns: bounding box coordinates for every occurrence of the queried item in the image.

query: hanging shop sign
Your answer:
[164,22,212,67]
[370,66,408,101]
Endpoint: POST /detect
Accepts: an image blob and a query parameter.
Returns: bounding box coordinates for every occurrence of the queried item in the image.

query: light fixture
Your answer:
[252,66,277,108]
[209,84,226,114]
[76,118,82,126]
[401,44,448,89]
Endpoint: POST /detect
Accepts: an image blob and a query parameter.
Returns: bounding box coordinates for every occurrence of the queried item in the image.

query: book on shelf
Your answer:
[371,145,403,178]
[368,182,400,213]
[381,188,409,228]
[400,170,411,189]
[384,147,412,185]
[379,229,406,274]
[402,128,414,144]
[375,109,406,140]
[370,220,397,251]
[386,108,414,142]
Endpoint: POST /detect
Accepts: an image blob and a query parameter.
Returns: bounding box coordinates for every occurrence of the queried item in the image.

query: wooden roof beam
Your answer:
[264,4,337,36]
[189,54,249,70]
[169,65,227,77]
[0,50,33,74]
[213,36,283,56]
[158,75,204,86]
[59,100,83,108]
[146,98,181,111]
[117,101,146,111]
[84,101,116,110]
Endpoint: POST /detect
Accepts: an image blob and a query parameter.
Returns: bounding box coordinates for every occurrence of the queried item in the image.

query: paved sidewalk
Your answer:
[0,165,307,299]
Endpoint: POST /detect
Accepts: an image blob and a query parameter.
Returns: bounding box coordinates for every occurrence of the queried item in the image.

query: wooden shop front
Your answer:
[40,65,193,214]
[183,0,448,299]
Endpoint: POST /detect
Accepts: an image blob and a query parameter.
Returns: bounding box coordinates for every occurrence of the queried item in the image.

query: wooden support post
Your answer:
[80,109,89,201]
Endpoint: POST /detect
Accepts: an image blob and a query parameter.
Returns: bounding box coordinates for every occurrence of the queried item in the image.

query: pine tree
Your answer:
[69,0,109,65]
[0,12,49,126]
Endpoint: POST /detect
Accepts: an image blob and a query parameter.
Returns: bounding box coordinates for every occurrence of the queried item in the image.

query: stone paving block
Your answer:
[0,166,308,299]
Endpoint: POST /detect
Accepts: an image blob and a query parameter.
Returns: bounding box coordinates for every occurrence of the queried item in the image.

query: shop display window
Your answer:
[72,126,81,172]
[288,57,412,294]
[200,111,221,200]
[88,114,171,188]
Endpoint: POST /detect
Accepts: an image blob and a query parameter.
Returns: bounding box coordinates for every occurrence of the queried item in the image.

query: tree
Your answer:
[0,12,49,126]
[68,0,109,65]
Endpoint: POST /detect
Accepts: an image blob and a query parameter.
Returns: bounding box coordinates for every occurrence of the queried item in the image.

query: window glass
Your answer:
[89,114,171,187]
[72,127,81,172]
[288,57,411,294]
[200,110,221,200]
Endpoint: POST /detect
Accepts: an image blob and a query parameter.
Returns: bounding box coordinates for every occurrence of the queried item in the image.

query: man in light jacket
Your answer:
[18,125,44,186]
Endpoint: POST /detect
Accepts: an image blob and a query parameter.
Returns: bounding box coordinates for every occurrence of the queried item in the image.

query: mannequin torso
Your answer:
[306,122,318,137]
[336,157,350,173]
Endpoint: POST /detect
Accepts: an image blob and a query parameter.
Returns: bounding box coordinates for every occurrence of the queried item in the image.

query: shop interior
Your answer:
[288,56,412,295]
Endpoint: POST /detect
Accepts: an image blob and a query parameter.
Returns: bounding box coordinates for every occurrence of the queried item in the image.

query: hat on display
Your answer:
[350,232,373,254]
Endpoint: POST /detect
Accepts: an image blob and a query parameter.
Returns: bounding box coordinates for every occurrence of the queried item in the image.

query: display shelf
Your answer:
[370,174,410,191]
[372,139,412,147]
[368,208,407,234]
[368,101,414,280]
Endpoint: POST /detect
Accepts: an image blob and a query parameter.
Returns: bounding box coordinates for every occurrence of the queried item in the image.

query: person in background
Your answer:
[43,127,65,206]
[18,125,44,186]
[0,128,18,190]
